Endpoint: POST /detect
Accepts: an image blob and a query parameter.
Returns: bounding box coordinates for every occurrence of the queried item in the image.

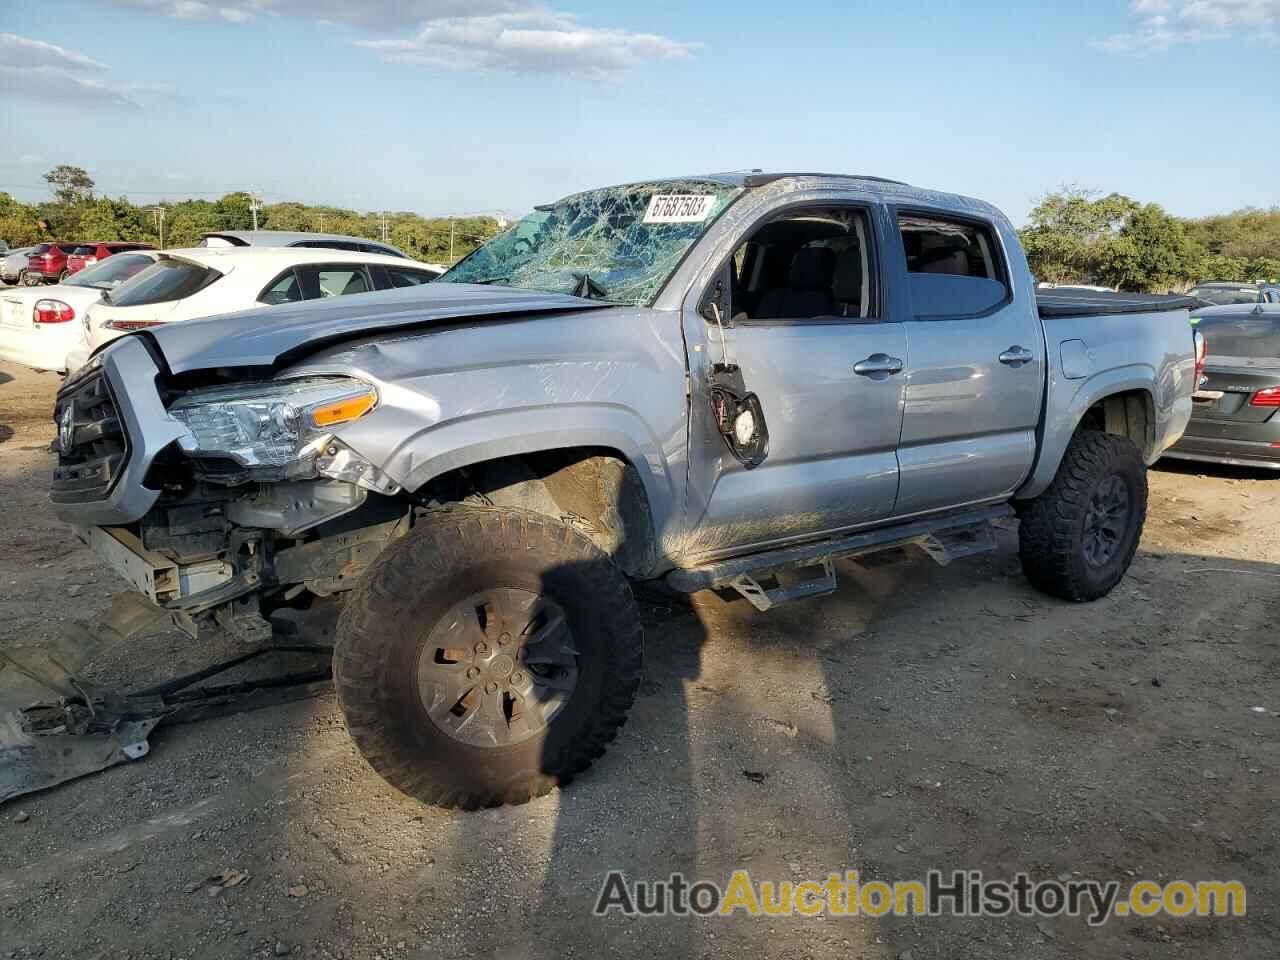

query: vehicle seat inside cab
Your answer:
[755,247,837,319]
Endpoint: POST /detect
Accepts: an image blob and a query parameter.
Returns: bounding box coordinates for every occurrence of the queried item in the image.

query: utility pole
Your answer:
[152,206,166,249]
[379,213,390,243]
[449,218,456,262]
[249,193,262,231]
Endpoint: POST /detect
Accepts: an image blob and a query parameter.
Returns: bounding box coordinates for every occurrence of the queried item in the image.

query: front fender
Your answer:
[383,403,680,542]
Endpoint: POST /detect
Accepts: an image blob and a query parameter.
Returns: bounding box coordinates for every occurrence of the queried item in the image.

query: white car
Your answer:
[68,247,441,371]
[0,250,160,372]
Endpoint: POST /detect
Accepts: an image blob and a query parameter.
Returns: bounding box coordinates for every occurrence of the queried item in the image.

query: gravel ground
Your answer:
[0,359,1276,959]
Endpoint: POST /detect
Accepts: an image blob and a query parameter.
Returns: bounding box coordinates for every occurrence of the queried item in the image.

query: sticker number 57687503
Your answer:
[643,194,715,224]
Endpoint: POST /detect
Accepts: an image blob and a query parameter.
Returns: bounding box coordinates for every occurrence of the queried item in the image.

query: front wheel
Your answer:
[1018,430,1147,601]
[334,506,642,809]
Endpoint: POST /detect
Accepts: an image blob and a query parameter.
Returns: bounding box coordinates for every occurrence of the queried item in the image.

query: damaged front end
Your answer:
[51,337,410,643]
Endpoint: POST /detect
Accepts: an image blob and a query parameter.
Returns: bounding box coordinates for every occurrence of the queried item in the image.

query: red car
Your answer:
[65,242,155,278]
[23,243,79,284]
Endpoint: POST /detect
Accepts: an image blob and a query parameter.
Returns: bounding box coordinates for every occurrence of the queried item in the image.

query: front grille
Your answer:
[50,372,130,504]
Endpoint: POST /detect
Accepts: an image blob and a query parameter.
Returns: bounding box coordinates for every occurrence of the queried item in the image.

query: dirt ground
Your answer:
[0,358,1276,959]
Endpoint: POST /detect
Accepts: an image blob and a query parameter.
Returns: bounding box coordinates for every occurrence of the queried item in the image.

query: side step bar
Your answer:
[665,504,1014,610]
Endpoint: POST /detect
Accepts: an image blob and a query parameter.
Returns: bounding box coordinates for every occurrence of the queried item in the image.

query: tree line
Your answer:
[0,166,502,265]
[1019,186,1279,292]
[1,168,1276,291]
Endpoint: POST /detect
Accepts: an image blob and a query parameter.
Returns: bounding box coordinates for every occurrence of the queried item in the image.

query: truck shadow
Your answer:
[520,529,1278,958]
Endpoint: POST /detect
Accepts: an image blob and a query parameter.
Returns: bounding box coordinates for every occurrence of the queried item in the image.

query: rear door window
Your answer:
[108,259,221,307]
[898,213,1009,318]
[258,269,303,305]
[294,265,373,299]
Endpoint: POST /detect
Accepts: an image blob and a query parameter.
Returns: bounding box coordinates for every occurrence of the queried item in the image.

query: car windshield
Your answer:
[438,180,743,305]
[1191,286,1263,305]
[65,253,155,290]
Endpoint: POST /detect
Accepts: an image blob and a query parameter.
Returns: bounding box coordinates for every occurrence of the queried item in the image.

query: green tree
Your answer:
[78,197,148,242]
[43,164,95,205]
[1093,203,1201,292]
[1019,186,1137,284]
[164,201,222,247]
[0,193,43,246]
[263,202,309,232]
[215,192,255,231]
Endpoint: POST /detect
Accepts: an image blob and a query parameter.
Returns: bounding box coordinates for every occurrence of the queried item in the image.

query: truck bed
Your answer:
[1037,288,1199,319]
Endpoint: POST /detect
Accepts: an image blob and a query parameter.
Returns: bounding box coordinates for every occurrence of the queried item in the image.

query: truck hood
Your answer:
[137,283,609,374]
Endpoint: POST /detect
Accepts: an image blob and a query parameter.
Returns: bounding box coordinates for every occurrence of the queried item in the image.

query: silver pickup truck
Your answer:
[49,173,1202,809]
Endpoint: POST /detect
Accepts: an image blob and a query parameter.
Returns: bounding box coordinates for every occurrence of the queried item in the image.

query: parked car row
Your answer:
[0,242,443,374]
[0,230,445,289]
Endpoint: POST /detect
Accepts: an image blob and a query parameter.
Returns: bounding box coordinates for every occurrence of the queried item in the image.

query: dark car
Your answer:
[23,243,81,284]
[1188,281,1280,308]
[1164,302,1280,469]
[65,242,155,277]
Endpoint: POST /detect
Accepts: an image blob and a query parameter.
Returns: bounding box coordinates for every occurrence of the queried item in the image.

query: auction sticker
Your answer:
[644,194,715,224]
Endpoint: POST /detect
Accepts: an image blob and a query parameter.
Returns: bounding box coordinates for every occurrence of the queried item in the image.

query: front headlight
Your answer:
[169,377,378,468]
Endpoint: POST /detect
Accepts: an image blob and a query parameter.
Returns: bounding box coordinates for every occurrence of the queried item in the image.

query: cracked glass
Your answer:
[438,180,743,306]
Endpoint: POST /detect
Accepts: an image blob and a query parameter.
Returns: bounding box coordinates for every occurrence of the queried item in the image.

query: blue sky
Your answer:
[1,0,1277,224]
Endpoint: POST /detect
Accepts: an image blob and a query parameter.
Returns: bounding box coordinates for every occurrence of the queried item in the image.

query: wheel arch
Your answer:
[1017,367,1157,500]
[398,410,675,579]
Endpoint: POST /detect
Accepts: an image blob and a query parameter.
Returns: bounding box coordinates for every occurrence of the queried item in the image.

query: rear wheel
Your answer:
[1018,430,1147,601]
[334,506,642,809]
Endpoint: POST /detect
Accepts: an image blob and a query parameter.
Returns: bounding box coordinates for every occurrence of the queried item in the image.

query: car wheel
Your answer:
[334,505,643,809]
[1018,430,1147,601]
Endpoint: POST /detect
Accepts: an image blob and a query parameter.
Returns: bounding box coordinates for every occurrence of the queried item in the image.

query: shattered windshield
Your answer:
[438,180,743,305]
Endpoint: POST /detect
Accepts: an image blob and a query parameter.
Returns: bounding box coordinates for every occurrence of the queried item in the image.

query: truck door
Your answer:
[683,203,908,560]
[891,210,1043,517]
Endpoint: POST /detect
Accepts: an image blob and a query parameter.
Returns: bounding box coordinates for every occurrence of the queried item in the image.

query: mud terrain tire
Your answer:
[1018,430,1147,601]
[334,506,642,809]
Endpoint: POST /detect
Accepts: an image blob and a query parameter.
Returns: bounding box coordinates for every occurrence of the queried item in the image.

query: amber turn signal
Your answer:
[310,389,377,427]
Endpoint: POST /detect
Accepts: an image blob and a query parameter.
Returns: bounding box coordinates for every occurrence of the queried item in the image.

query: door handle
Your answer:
[998,345,1034,367]
[853,353,904,378]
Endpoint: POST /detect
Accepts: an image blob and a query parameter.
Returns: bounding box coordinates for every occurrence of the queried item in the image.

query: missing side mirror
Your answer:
[710,363,769,469]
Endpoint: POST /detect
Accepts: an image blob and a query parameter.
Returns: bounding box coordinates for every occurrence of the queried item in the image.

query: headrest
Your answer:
[789,247,837,290]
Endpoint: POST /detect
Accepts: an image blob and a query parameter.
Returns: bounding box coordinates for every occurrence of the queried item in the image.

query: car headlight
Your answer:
[169,377,378,469]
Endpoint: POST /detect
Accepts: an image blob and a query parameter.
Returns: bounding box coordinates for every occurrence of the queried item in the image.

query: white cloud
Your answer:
[91,1,699,75]
[97,0,523,29]
[358,10,700,76]
[0,65,139,109]
[1096,0,1280,52]
[0,34,141,109]
[0,32,107,72]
